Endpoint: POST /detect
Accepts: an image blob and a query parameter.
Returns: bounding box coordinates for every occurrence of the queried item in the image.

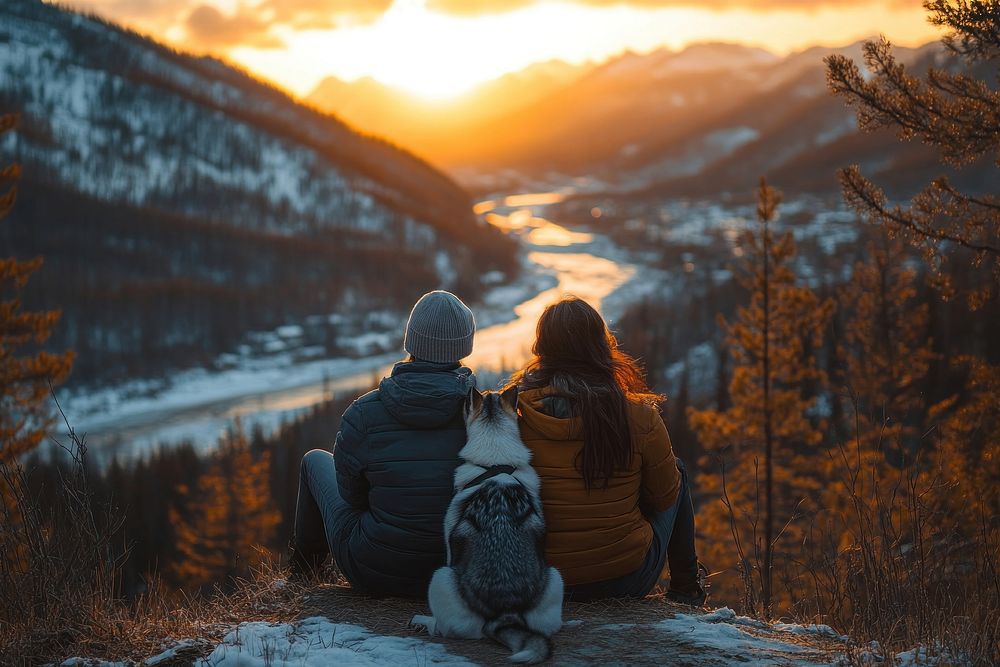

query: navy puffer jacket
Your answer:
[333,359,474,597]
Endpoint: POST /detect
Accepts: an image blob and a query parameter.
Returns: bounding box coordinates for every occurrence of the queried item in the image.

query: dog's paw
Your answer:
[409,614,435,635]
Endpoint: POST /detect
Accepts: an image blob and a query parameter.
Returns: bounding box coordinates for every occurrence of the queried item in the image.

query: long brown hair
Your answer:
[508,297,663,489]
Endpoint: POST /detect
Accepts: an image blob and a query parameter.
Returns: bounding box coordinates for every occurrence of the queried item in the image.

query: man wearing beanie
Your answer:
[290,291,477,597]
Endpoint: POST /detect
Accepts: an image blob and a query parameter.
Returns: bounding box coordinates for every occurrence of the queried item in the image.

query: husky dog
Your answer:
[410,386,563,664]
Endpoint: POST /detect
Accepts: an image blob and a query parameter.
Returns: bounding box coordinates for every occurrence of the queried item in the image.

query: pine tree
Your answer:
[839,235,937,445]
[0,114,73,464]
[169,425,281,589]
[824,1,1000,594]
[926,356,1000,521]
[818,235,939,552]
[825,0,1000,308]
[688,179,834,616]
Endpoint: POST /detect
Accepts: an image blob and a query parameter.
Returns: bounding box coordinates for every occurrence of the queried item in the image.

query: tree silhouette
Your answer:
[817,234,939,551]
[926,355,1000,524]
[825,0,1000,308]
[0,114,73,468]
[838,235,937,444]
[689,179,833,617]
[169,425,280,589]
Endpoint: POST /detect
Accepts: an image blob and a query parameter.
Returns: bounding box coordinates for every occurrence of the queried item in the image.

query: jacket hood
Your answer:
[517,386,581,441]
[378,360,475,427]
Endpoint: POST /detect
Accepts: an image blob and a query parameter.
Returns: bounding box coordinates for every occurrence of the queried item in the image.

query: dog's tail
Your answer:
[483,613,552,664]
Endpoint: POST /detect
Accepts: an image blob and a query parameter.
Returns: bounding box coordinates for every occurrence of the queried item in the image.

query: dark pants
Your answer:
[292,449,363,584]
[565,459,698,601]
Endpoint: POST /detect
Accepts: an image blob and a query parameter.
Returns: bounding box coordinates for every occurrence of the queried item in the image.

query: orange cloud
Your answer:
[426,0,534,14]
[262,0,393,29]
[68,0,192,23]
[179,0,394,50]
[186,4,283,48]
[427,0,920,14]
[68,0,394,47]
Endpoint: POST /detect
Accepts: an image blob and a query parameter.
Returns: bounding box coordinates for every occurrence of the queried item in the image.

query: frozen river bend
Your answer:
[63,194,645,464]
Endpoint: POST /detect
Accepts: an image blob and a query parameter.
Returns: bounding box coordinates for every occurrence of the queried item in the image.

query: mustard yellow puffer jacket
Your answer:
[517,386,681,586]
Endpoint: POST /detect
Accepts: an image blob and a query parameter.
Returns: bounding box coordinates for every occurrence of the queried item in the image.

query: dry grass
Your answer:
[789,399,1000,666]
[0,398,315,666]
[708,390,1000,666]
[0,557,325,666]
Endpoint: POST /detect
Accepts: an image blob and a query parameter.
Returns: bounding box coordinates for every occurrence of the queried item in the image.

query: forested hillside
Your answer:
[0,0,517,383]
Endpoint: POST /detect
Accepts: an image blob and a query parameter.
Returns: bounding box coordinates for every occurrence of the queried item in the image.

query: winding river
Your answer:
[74,194,636,463]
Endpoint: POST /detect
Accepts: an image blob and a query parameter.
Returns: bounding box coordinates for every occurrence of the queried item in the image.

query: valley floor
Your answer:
[55,194,663,466]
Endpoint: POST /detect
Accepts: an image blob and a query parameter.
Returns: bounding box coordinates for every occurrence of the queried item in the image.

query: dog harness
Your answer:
[461,464,517,491]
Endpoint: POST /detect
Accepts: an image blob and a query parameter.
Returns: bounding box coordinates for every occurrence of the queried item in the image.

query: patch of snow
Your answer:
[656,610,831,665]
[276,325,304,339]
[893,645,967,666]
[144,639,201,666]
[698,607,766,626]
[337,331,398,357]
[774,621,847,641]
[264,340,287,353]
[197,617,473,666]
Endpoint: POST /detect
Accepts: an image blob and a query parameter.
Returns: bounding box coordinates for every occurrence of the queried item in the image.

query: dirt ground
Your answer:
[304,583,846,666]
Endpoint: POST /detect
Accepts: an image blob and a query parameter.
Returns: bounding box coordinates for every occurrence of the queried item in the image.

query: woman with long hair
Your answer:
[509,296,705,602]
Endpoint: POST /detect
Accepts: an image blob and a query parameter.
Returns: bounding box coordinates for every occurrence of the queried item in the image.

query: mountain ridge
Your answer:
[304,37,991,201]
[426,38,995,200]
[305,57,588,160]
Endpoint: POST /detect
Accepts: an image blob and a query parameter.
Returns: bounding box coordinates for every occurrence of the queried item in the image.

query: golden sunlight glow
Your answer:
[230,0,940,98]
[68,0,942,100]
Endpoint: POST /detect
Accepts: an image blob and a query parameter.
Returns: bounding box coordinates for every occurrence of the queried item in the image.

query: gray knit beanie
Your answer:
[403,290,476,363]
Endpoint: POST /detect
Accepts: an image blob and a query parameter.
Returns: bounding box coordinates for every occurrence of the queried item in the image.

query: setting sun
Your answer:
[239,0,939,98]
[65,0,942,99]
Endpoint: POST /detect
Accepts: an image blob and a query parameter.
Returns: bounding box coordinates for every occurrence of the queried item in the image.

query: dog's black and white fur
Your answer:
[410,386,563,664]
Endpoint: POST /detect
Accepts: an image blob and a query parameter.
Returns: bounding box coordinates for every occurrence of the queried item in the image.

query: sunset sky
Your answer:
[64,0,942,98]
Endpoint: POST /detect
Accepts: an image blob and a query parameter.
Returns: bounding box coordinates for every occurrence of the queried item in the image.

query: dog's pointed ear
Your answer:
[467,387,483,413]
[500,385,519,411]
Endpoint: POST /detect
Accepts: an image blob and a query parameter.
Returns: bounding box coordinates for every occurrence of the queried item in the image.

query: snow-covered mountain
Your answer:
[0,0,517,383]
[423,40,993,199]
[618,41,988,199]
